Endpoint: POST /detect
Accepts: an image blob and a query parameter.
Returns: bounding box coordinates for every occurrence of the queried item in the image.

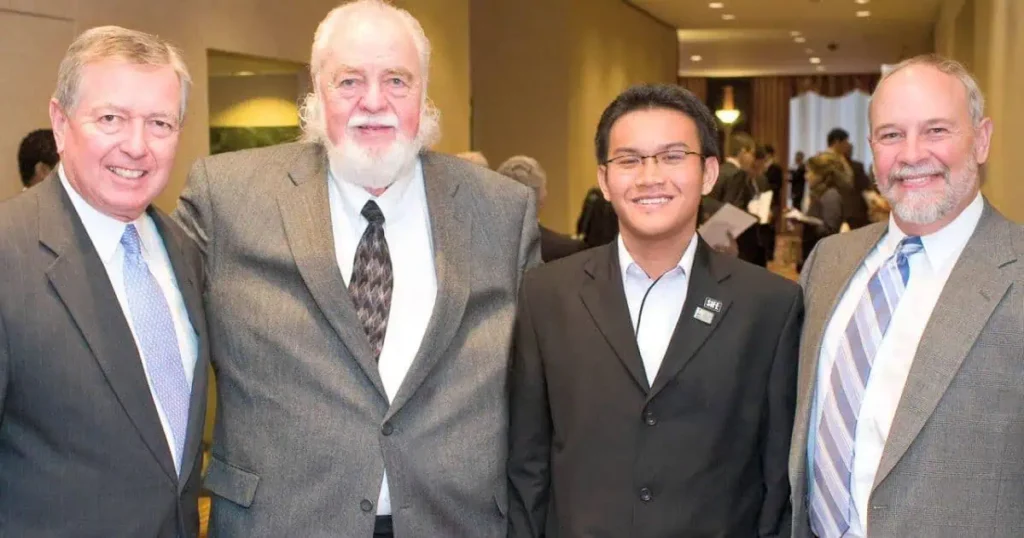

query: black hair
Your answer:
[826,127,850,147]
[594,83,719,164]
[18,129,59,187]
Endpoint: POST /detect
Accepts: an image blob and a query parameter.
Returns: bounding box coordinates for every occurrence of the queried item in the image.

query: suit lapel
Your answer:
[150,210,209,489]
[38,178,177,482]
[648,240,733,400]
[579,243,649,393]
[873,205,1017,491]
[277,145,387,399]
[386,152,471,419]
[790,222,885,490]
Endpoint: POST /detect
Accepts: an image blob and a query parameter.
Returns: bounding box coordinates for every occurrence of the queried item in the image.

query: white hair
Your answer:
[55,25,191,123]
[299,0,435,145]
[872,54,985,127]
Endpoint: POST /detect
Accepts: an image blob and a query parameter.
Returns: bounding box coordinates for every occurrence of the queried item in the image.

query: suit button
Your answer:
[382,422,394,436]
[644,411,657,426]
[360,499,374,512]
[639,487,653,502]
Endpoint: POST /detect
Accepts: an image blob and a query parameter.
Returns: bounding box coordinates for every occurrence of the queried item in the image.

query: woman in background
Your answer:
[796,151,851,271]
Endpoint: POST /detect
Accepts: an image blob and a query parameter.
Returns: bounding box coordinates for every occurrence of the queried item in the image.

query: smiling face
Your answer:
[870,63,992,235]
[50,59,182,222]
[598,107,718,249]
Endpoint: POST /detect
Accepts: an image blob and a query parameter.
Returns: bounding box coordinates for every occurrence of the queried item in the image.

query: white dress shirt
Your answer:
[808,192,983,536]
[618,234,698,386]
[327,159,437,516]
[59,166,198,473]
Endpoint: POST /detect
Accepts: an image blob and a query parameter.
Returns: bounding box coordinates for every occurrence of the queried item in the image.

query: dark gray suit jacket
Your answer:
[0,175,209,537]
[174,142,540,537]
[791,200,1024,537]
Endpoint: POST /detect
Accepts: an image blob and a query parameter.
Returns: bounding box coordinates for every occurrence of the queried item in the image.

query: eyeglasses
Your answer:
[602,149,703,174]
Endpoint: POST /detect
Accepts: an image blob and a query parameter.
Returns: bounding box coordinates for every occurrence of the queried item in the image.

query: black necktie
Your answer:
[349,201,393,361]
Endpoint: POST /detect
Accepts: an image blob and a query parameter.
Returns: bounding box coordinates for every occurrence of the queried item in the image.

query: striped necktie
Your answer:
[810,235,924,537]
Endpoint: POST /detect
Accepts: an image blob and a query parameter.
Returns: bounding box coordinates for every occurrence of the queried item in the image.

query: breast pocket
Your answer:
[203,455,261,508]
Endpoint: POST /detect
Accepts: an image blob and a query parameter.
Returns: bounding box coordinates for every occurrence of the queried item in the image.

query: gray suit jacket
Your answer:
[0,175,209,537]
[790,200,1024,537]
[174,142,540,537]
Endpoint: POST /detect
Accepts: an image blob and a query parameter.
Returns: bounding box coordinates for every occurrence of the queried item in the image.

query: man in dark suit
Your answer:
[0,26,207,537]
[497,155,584,262]
[827,127,872,229]
[711,131,767,266]
[791,150,806,209]
[508,83,802,538]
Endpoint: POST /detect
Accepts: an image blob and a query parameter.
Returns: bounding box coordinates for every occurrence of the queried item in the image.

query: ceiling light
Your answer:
[722,13,736,20]
[790,30,802,37]
[856,10,871,17]
[855,0,870,4]
[235,70,255,76]
[691,55,703,61]
[809,57,821,64]
[794,36,806,43]
[709,2,725,8]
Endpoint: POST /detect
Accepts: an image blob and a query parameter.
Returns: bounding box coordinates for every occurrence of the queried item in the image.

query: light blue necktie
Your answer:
[810,236,924,537]
[121,224,191,471]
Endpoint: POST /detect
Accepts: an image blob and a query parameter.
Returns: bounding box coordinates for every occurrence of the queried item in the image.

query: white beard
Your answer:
[327,132,421,191]
[882,158,978,225]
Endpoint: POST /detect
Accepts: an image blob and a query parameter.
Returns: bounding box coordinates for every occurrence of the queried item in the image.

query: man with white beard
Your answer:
[173,1,540,536]
[790,54,1024,538]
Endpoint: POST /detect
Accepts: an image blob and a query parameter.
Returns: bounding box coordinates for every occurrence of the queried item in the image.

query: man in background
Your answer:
[826,127,871,229]
[17,128,59,190]
[497,155,583,262]
[711,131,766,266]
[791,150,807,210]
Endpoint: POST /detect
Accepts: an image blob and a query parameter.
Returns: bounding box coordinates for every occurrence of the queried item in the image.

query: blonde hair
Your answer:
[875,54,984,127]
[54,26,191,123]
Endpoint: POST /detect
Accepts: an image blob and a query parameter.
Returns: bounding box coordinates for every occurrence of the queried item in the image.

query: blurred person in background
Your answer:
[497,155,583,262]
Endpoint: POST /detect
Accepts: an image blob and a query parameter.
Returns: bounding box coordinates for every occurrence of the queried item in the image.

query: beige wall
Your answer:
[472,0,678,233]
[0,0,471,207]
[936,0,1023,222]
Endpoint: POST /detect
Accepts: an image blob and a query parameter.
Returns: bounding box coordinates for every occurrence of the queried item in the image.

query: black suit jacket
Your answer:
[711,161,766,266]
[841,159,872,229]
[541,225,584,262]
[0,175,209,537]
[508,239,802,538]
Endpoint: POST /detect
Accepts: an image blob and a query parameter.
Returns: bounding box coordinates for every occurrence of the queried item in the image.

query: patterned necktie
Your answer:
[120,224,191,471]
[810,236,924,537]
[349,200,393,361]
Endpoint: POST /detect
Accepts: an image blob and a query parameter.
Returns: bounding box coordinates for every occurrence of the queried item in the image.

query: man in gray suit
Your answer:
[174,1,540,537]
[0,27,208,537]
[791,54,1024,538]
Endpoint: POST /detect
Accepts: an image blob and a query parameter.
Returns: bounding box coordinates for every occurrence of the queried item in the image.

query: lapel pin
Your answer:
[703,297,722,312]
[694,307,715,325]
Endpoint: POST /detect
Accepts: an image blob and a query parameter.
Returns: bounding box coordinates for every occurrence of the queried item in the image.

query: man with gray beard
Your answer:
[173,1,540,536]
[790,54,1024,538]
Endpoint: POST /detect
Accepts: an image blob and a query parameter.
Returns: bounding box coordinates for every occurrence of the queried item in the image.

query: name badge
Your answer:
[703,297,723,312]
[693,307,715,325]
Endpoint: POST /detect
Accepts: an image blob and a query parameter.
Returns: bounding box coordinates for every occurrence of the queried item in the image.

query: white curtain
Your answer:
[788,90,872,170]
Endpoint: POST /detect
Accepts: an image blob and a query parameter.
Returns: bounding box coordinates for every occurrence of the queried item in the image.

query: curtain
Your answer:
[677,77,708,105]
[752,77,792,170]
[788,90,873,169]
[788,74,878,98]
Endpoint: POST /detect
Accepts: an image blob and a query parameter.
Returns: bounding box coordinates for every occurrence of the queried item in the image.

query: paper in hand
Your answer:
[699,203,758,248]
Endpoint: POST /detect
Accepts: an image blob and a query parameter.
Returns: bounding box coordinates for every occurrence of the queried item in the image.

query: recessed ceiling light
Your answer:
[235,70,255,76]
[816,65,827,72]
[722,13,736,20]
[855,0,870,4]
[856,10,871,17]
[809,57,821,64]
[794,36,807,43]
[691,55,703,61]
[790,30,802,37]
[709,2,725,8]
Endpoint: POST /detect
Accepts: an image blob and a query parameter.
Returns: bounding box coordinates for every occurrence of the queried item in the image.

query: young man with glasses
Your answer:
[508,83,802,538]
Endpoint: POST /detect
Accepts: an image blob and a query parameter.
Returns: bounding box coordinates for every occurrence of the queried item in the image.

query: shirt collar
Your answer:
[329,158,421,226]
[725,157,742,169]
[58,163,149,264]
[880,190,984,272]
[617,232,699,281]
